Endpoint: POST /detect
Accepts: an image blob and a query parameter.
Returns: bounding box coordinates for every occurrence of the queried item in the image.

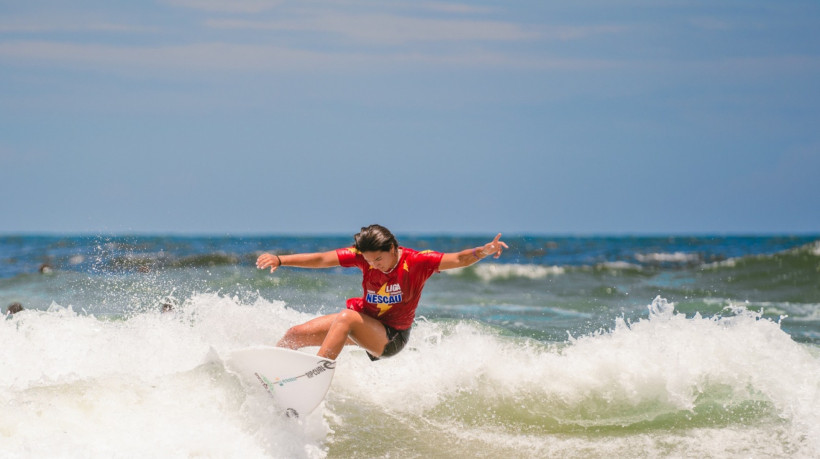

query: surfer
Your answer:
[6,302,24,315]
[256,224,508,361]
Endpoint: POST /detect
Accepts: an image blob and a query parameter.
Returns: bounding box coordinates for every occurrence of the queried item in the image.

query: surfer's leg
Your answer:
[317,309,388,360]
[277,313,356,350]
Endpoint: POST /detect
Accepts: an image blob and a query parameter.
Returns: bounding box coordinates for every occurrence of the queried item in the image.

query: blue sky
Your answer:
[1,0,818,235]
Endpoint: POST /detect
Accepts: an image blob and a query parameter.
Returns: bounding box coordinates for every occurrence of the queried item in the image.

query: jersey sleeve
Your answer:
[413,250,444,277]
[336,247,364,269]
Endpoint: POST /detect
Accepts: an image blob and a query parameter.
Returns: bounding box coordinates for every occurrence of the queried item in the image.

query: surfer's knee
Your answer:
[333,309,363,329]
[276,330,299,349]
[286,323,307,335]
[277,324,310,348]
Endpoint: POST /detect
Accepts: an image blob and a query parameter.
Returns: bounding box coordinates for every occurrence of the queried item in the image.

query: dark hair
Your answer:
[353,224,398,252]
[7,302,23,314]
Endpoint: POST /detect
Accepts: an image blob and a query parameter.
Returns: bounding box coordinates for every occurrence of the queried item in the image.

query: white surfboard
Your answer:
[225,346,336,418]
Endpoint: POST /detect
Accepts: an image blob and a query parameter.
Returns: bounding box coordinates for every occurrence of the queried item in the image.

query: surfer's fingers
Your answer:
[491,240,508,258]
[487,235,508,252]
[256,253,276,269]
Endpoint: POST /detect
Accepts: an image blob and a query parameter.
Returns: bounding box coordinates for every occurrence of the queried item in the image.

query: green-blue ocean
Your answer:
[2,234,819,458]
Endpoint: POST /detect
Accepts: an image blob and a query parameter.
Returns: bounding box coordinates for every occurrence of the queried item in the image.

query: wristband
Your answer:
[275,255,282,267]
[472,248,481,260]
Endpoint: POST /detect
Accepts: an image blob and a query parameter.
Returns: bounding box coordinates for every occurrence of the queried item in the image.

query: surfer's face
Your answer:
[362,247,399,273]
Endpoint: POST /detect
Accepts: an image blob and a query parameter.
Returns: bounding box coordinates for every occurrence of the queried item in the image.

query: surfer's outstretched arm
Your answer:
[256,250,340,273]
[438,233,509,270]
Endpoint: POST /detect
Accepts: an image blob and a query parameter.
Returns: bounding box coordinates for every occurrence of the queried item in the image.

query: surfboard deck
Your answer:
[225,346,336,418]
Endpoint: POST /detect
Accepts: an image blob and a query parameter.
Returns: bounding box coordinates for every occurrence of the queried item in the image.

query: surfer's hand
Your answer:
[480,233,508,259]
[256,253,282,273]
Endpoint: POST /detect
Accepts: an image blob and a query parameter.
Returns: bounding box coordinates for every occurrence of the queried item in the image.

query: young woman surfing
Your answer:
[256,224,508,361]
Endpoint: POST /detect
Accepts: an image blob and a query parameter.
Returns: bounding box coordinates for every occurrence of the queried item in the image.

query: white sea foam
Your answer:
[704,240,820,270]
[702,257,738,269]
[599,260,642,270]
[446,263,565,281]
[634,252,701,263]
[333,296,820,456]
[0,294,329,458]
[3,294,819,458]
[739,300,820,322]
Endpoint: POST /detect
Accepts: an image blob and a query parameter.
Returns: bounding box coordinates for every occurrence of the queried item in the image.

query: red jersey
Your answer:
[336,246,444,330]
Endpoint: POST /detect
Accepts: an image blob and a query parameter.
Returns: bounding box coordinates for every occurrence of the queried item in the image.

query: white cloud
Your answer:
[0,41,322,72]
[0,40,615,74]
[204,13,627,45]
[206,14,539,43]
[164,0,494,15]
[541,25,627,41]
[0,3,625,74]
[414,2,496,14]
[163,0,283,13]
[0,22,156,34]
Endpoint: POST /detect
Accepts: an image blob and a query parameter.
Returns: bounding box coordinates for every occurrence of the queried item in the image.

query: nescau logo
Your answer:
[366,283,403,306]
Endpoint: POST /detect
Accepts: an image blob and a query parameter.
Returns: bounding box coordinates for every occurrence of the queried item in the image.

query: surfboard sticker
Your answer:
[225,346,336,419]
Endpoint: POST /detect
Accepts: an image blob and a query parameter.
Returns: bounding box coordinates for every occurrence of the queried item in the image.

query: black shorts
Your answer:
[367,323,411,361]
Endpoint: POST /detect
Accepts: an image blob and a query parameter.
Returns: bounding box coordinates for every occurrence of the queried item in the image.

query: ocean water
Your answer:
[1,234,819,458]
